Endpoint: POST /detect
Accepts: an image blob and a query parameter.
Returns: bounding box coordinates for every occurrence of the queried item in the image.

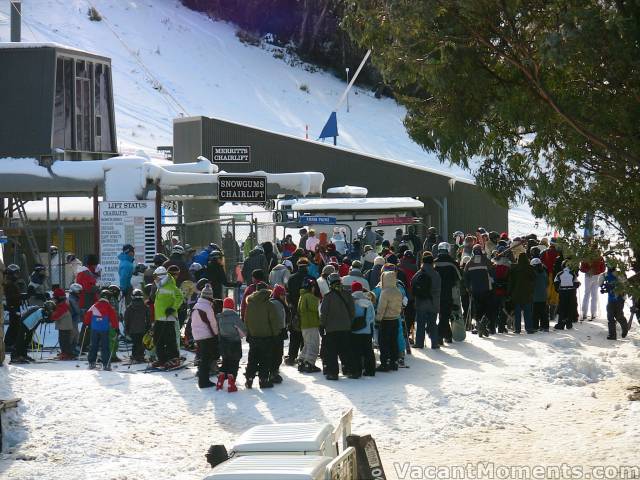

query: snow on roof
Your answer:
[231,423,333,453]
[326,185,368,196]
[0,41,107,59]
[291,197,424,211]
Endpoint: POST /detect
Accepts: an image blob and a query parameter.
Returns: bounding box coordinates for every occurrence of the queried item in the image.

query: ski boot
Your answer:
[216,373,226,391]
[227,374,238,393]
[303,362,321,373]
[272,373,283,384]
[259,376,274,389]
[245,376,253,389]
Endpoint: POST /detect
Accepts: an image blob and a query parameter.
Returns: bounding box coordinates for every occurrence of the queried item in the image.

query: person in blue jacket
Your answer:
[600,265,629,340]
[351,281,376,376]
[118,244,135,298]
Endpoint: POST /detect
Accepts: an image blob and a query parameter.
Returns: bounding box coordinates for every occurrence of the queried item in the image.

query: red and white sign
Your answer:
[377,217,418,226]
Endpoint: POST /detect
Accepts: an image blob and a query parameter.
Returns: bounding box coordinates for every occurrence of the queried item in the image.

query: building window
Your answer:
[75,60,93,151]
[53,57,73,150]
[94,64,113,152]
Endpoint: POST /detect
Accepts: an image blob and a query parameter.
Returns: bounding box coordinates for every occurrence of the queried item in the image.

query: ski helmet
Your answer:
[302,277,316,290]
[195,278,210,292]
[208,250,223,261]
[438,242,451,252]
[167,265,180,276]
[108,284,121,296]
[131,289,144,299]
[171,245,185,255]
[143,283,154,297]
[153,253,168,266]
[33,264,46,272]
[328,273,342,286]
[6,264,20,274]
[134,263,147,275]
[153,266,168,277]
[49,245,58,254]
[122,244,135,254]
[189,262,203,272]
[43,300,56,314]
[99,289,112,300]
[69,283,83,293]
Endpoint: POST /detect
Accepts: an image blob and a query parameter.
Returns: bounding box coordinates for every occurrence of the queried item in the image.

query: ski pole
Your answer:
[79,325,88,358]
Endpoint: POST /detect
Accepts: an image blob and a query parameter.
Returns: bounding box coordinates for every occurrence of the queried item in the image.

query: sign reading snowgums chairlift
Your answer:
[212,146,251,163]
[218,175,267,202]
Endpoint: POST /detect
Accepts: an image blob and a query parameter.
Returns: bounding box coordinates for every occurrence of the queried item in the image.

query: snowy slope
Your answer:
[1,318,639,479]
[0,0,470,177]
[0,0,545,232]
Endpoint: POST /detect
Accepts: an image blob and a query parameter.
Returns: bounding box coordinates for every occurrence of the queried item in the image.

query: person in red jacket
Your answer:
[580,253,606,321]
[84,289,119,370]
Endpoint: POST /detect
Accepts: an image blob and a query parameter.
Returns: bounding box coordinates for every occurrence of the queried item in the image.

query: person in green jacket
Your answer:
[152,266,184,368]
[297,278,322,373]
[244,283,279,389]
[507,254,537,334]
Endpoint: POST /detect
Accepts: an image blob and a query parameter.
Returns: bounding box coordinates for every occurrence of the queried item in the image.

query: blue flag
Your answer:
[319,111,338,140]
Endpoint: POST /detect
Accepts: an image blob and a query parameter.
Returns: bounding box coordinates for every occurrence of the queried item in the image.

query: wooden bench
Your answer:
[0,398,21,453]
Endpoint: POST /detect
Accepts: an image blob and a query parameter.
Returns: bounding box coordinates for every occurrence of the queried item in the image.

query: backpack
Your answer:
[412,270,432,300]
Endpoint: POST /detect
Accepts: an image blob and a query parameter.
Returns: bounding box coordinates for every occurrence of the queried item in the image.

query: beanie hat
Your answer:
[272,284,286,299]
[386,254,399,265]
[200,284,214,300]
[374,256,386,266]
[53,288,66,300]
[472,244,483,255]
[351,281,363,293]
[328,273,342,285]
[322,265,336,276]
[223,297,236,310]
[530,258,542,266]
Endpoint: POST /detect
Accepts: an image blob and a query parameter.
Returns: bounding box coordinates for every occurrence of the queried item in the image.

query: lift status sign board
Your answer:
[99,201,156,286]
[212,146,251,163]
[218,175,267,202]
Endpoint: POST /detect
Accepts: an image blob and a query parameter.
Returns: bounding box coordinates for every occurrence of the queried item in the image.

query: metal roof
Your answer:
[0,42,111,62]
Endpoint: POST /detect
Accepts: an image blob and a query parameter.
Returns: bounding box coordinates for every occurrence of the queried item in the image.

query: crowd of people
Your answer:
[1,223,637,392]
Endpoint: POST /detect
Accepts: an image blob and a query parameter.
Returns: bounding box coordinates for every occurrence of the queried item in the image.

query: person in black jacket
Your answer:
[3,264,26,352]
[163,246,189,286]
[261,241,279,274]
[124,289,150,362]
[284,257,309,365]
[434,242,462,342]
[204,250,240,308]
[242,247,268,285]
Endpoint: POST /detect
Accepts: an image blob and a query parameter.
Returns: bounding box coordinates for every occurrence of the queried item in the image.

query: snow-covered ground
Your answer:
[2,316,639,480]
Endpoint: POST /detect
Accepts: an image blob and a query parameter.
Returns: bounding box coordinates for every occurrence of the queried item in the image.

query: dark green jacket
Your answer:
[507,254,536,304]
[244,289,280,338]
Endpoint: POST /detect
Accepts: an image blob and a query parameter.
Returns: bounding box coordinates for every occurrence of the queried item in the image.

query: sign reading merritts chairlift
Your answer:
[218,175,267,203]
[212,146,251,163]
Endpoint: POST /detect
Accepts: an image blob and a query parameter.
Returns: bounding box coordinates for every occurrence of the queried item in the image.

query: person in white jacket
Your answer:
[316,265,335,297]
